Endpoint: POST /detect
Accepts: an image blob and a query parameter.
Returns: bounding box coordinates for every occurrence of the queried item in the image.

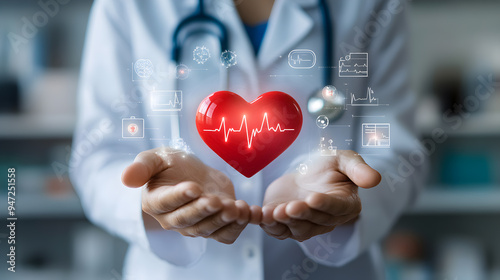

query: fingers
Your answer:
[306,192,362,217]
[261,201,349,241]
[279,218,333,242]
[179,200,248,244]
[273,203,292,223]
[209,222,247,244]
[336,150,381,189]
[284,201,337,226]
[260,205,291,240]
[260,222,291,240]
[261,216,337,242]
[160,197,223,229]
[275,200,356,226]
[249,205,263,225]
[261,205,277,226]
[143,182,202,214]
[235,200,250,225]
[183,205,240,237]
[122,148,170,188]
[220,199,240,224]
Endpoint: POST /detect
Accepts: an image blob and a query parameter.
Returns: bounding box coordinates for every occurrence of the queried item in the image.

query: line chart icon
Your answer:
[362,123,390,148]
[339,52,368,77]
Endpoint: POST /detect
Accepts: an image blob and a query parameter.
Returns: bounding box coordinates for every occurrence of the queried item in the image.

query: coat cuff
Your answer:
[145,229,207,267]
[298,221,361,267]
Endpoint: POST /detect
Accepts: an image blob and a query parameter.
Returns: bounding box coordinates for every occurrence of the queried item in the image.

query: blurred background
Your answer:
[0,0,499,279]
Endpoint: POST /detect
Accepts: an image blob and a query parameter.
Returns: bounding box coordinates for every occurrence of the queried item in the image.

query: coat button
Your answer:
[244,244,258,260]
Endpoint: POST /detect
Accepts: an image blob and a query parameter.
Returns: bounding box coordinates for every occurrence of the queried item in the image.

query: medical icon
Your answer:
[193,46,211,64]
[128,124,138,135]
[319,137,337,156]
[339,52,368,77]
[132,59,154,81]
[150,90,182,111]
[175,64,190,80]
[288,49,316,69]
[351,87,378,106]
[316,115,329,129]
[362,123,390,148]
[196,91,303,177]
[122,116,144,138]
[322,85,338,102]
[220,50,237,68]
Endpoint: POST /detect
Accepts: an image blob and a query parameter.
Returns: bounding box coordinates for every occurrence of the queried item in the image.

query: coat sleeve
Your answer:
[297,0,428,266]
[69,0,206,267]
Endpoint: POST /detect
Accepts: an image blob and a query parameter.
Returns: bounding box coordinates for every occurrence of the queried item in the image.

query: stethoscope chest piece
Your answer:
[307,85,345,124]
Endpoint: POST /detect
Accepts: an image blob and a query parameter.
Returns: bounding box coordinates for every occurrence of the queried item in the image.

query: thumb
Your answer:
[121,148,169,188]
[337,150,381,189]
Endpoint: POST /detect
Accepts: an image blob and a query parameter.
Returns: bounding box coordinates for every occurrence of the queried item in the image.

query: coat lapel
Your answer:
[258,0,315,69]
[206,0,316,95]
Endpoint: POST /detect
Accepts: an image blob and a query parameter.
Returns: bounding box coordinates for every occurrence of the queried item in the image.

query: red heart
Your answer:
[196,91,303,177]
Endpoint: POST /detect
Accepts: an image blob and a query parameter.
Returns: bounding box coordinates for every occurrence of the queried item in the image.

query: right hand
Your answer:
[121,147,262,244]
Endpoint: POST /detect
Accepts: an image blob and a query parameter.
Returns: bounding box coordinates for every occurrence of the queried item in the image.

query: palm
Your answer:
[147,151,235,200]
[259,152,381,242]
[123,148,255,244]
[263,158,359,208]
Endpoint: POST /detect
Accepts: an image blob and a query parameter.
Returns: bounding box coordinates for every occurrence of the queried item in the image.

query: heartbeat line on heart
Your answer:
[203,113,295,148]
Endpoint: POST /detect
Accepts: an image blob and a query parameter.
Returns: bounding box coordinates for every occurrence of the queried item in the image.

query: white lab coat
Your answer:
[70,0,426,279]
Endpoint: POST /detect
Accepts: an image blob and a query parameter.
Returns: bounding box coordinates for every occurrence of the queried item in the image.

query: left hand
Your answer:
[260,150,381,242]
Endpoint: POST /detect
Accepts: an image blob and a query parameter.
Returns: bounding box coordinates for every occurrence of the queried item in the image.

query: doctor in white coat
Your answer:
[70,0,426,279]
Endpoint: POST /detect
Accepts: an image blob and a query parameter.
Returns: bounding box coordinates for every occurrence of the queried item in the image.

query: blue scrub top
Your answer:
[244,21,269,55]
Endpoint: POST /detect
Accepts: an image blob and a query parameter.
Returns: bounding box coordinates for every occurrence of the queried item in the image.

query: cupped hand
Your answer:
[260,150,381,242]
[121,147,261,244]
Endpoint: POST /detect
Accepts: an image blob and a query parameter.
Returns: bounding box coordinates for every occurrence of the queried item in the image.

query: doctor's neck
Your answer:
[235,0,275,26]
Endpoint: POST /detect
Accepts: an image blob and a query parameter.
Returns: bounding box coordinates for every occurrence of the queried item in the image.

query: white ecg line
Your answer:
[203,113,295,148]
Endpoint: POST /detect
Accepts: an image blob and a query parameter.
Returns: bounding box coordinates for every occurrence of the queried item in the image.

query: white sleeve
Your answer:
[69,0,205,266]
[298,0,427,266]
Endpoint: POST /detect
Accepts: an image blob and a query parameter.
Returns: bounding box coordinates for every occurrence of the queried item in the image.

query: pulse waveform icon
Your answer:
[151,90,183,111]
[290,55,312,65]
[203,113,296,149]
[288,49,316,69]
[350,87,378,106]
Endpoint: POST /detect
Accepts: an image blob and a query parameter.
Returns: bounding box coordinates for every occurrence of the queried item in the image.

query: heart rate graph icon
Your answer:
[196,91,303,177]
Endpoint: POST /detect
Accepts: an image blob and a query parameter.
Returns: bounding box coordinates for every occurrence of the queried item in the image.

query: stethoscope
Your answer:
[170,0,345,139]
